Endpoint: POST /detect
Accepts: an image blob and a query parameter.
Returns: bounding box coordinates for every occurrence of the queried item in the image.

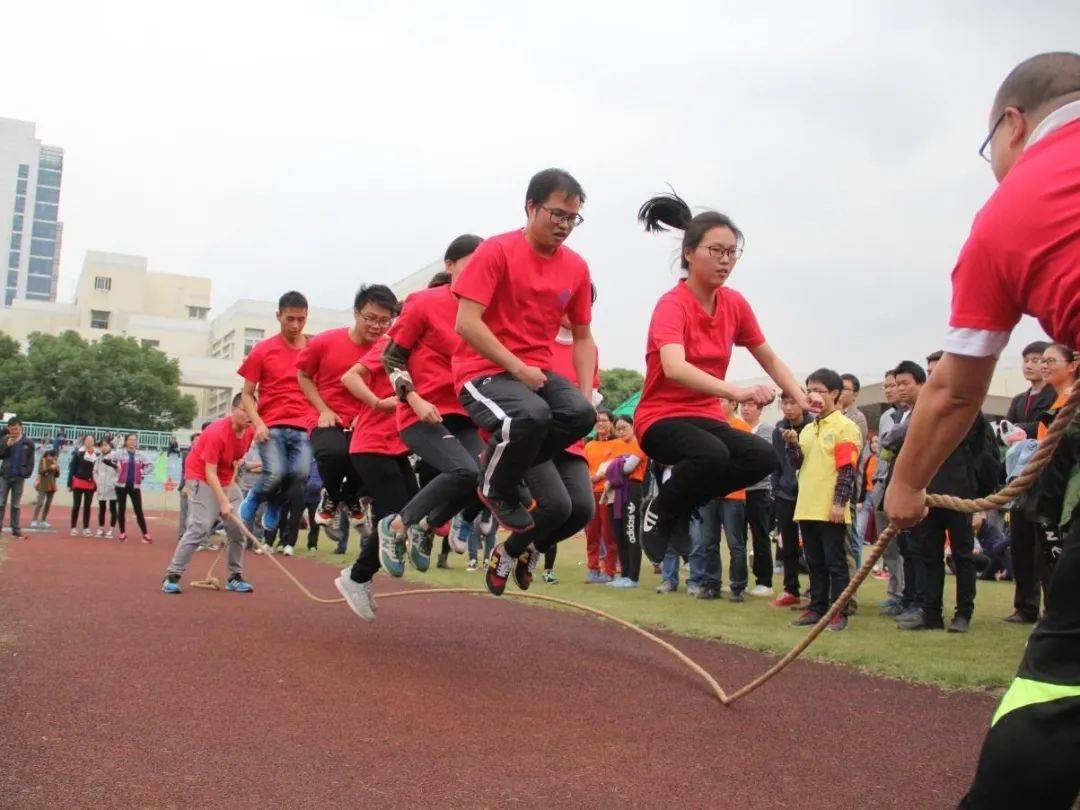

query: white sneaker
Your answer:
[41,521,52,529]
[96,528,105,538]
[70,528,78,536]
[253,545,264,555]
[83,529,92,537]
[334,569,376,622]
[30,520,38,529]
[283,545,294,557]
[106,529,113,539]
[749,584,774,598]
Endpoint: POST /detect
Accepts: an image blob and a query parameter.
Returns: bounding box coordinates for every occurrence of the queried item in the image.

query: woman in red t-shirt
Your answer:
[634,191,809,563]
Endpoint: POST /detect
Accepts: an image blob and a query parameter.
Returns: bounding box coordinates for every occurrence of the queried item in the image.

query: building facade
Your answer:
[0,118,63,307]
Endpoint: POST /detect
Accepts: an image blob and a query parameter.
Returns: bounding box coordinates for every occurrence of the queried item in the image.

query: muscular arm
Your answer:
[455,298,528,378]
[885,352,997,527]
[570,323,597,401]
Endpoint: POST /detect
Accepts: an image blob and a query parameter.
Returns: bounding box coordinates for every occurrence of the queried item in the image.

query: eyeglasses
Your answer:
[979,107,1022,162]
[704,245,743,261]
[541,206,585,227]
[360,313,393,328]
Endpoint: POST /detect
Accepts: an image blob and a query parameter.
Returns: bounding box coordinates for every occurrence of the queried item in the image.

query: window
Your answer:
[39,153,62,171]
[33,202,56,221]
[32,221,56,239]
[26,275,50,295]
[90,310,110,329]
[28,257,53,275]
[140,339,160,349]
[35,187,59,205]
[37,169,61,188]
[243,328,265,356]
[5,289,15,307]
[11,214,23,232]
[9,233,20,250]
[8,270,18,287]
[16,179,27,195]
[30,238,54,258]
[17,164,28,179]
[8,252,18,269]
[25,291,50,301]
[14,196,25,214]
[94,276,111,291]
[187,305,209,320]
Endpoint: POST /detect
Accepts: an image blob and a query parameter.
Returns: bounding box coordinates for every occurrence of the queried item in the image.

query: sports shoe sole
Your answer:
[475,488,535,533]
[334,576,376,622]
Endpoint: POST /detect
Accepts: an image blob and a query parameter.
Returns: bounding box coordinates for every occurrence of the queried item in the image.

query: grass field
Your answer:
[304,528,1029,693]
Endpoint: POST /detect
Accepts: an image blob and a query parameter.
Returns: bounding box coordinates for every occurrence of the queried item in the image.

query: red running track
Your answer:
[0,520,995,808]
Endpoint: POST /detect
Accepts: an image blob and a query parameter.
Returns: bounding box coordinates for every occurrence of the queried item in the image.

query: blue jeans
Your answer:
[661,548,682,586]
[252,427,312,501]
[720,498,748,593]
[689,500,723,588]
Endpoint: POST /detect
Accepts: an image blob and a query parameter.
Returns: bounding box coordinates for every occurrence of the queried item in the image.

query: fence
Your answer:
[21,422,178,452]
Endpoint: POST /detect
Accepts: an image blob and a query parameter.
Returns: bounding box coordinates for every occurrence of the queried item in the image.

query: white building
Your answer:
[0,117,63,307]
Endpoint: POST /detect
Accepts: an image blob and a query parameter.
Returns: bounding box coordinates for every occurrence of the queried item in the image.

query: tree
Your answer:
[599,368,644,411]
[0,330,197,430]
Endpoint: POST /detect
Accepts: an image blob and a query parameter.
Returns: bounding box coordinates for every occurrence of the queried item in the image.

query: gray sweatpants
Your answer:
[876,509,905,601]
[167,480,244,577]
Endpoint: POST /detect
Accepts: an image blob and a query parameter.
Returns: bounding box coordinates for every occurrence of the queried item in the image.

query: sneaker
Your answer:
[41,521,52,529]
[70,528,78,537]
[141,534,152,544]
[466,558,479,572]
[29,520,38,529]
[262,503,282,533]
[161,575,182,594]
[656,580,677,594]
[118,532,127,542]
[406,522,433,572]
[893,606,922,623]
[513,545,540,590]
[333,543,348,555]
[749,584,774,598]
[314,490,338,525]
[377,516,406,578]
[323,518,344,545]
[105,529,113,539]
[897,611,945,631]
[771,592,801,608]
[595,572,614,584]
[608,577,638,589]
[334,570,376,622]
[827,613,849,632]
[447,524,468,555]
[83,529,92,537]
[96,528,105,538]
[729,590,746,603]
[543,570,558,584]
[791,610,822,627]
[696,586,719,600]
[686,582,704,598]
[239,490,260,524]
[476,489,535,533]
[485,543,517,596]
[878,597,901,609]
[585,570,605,584]
[879,603,906,617]
[436,551,451,570]
[948,615,971,634]
[282,545,294,557]
[1002,611,1037,624]
[10,532,24,539]
[226,575,254,593]
[346,496,371,529]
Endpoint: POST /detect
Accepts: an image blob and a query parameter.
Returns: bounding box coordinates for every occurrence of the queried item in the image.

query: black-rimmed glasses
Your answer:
[541,206,584,227]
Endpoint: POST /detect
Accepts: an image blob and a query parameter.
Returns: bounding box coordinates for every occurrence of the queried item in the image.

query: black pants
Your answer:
[800,520,850,617]
[961,516,1080,808]
[265,478,305,549]
[898,529,922,610]
[310,426,359,503]
[774,496,801,597]
[745,489,774,587]
[70,489,93,529]
[611,479,643,582]
[1010,509,1053,620]
[915,506,976,621]
[640,417,777,522]
[399,414,483,528]
[504,454,593,557]
[116,486,148,536]
[348,453,418,583]
[97,499,117,528]
[459,372,594,502]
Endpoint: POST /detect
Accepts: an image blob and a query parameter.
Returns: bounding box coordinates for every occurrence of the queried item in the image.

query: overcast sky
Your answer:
[4,1,1077,379]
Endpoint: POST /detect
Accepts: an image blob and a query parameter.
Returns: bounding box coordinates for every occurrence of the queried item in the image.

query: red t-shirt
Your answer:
[389,284,468,432]
[634,281,766,440]
[548,336,599,459]
[237,334,316,428]
[451,229,592,390]
[949,119,1080,350]
[184,417,254,487]
[348,335,408,456]
[295,327,373,433]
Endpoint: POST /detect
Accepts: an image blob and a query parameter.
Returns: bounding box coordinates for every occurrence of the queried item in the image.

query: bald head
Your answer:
[992,52,1080,119]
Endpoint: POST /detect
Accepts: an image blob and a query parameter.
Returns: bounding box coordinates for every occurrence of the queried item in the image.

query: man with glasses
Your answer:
[453,168,597,586]
[886,52,1080,808]
[297,284,398,540]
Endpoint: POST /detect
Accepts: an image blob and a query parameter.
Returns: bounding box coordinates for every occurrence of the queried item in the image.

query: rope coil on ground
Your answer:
[191,384,1080,707]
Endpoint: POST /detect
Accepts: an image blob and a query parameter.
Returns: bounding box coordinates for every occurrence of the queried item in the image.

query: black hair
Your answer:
[892,360,927,384]
[993,52,1080,117]
[6,416,19,426]
[1022,340,1050,358]
[444,234,483,264]
[841,373,861,393]
[590,282,598,305]
[596,409,615,423]
[278,290,308,311]
[614,413,634,426]
[637,190,744,270]
[883,369,896,379]
[806,368,844,399]
[230,393,244,408]
[925,350,944,364]
[353,284,399,315]
[124,433,137,442]
[1044,342,1079,369]
[43,448,56,458]
[427,272,451,288]
[201,420,213,430]
[525,168,585,210]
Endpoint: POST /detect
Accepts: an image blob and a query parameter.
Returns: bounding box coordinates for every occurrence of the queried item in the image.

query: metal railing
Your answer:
[20,421,177,451]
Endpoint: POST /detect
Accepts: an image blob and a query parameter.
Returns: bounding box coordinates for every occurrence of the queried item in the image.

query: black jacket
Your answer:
[1005,386,1057,439]
[0,436,37,479]
[771,413,814,501]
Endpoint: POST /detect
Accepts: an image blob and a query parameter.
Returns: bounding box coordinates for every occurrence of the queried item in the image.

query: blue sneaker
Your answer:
[878,597,901,609]
[608,577,638,589]
[261,502,282,532]
[161,576,182,594]
[595,572,613,584]
[378,516,406,577]
[585,570,605,584]
[239,491,260,524]
[226,576,254,593]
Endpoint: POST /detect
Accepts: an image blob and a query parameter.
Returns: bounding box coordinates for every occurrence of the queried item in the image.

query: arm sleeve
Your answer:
[451,239,503,307]
[381,338,415,402]
[733,291,766,348]
[565,264,593,326]
[648,296,687,349]
[948,233,1022,336]
[236,342,263,384]
[295,333,323,378]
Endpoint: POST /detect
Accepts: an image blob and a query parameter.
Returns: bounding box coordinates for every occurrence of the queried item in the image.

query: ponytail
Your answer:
[638,187,744,271]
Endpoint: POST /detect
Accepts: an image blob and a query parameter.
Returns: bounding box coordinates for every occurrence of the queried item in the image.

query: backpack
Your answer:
[967,415,1004,499]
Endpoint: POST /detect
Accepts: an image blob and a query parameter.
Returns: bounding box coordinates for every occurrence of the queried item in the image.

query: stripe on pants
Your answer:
[464,378,512,498]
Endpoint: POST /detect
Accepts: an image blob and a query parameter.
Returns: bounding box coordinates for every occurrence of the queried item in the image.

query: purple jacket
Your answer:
[115,452,153,489]
[606,455,631,519]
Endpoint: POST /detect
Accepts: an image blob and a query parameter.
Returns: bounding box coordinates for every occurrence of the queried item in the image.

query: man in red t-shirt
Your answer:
[163,393,255,593]
[237,291,315,547]
[297,284,398,532]
[453,168,597,540]
[884,53,1080,808]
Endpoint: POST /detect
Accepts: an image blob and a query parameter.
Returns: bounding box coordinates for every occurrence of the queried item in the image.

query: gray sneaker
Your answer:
[335,569,376,622]
[686,582,704,598]
[406,523,433,572]
[656,580,677,594]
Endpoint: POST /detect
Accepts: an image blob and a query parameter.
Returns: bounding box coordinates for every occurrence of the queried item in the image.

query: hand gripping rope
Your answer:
[191,384,1080,707]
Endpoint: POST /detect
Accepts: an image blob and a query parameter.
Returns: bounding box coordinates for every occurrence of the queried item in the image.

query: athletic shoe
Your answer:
[656,580,677,594]
[335,569,376,622]
[485,543,516,596]
[377,516,406,578]
[239,490,259,524]
[948,615,971,634]
[749,584,774,598]
[791,610,822,627]
[771,592,802,607]
[118,532,127,542]
[878,597,901,609]
[893,606,922,623]
[517,481,537,512]
[696,586,719,600]
[226,575,254,593]
[436,551,451,570]
[608,577,638,589]
[686,582,704,598]
[10,532,24,539]
[477,513,495,535]
[897,611,944,631]
[142,534,152,544]
[1002,611,1036,624]
[83,529,92,537]
[827,613,848,632]
[466,558,479,572]
[585,570,606,584]
[595,572,614,584]
[69,528,78,537]
[406,522,433,572]
[29,520,38,529]
[543,570,558,584]
[262,503,282,532]
[346,497,373,533]
[105,529,113,539]
[729,590,746,603]
[96,528,104,538]
[475,489,534,533]
[447,523,468,555]
[333,543,347,555]
[513,545,540,591]
[314,490,338,525]
[879,603,905,617]
[161,575,182,594]
[282,545,294,557]
[41,521,52,529]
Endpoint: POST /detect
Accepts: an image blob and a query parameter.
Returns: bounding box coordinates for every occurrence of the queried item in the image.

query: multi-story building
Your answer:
[0,118,64,307]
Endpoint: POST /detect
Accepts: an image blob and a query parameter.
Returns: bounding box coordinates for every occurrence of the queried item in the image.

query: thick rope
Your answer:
[190,384,1079,707]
